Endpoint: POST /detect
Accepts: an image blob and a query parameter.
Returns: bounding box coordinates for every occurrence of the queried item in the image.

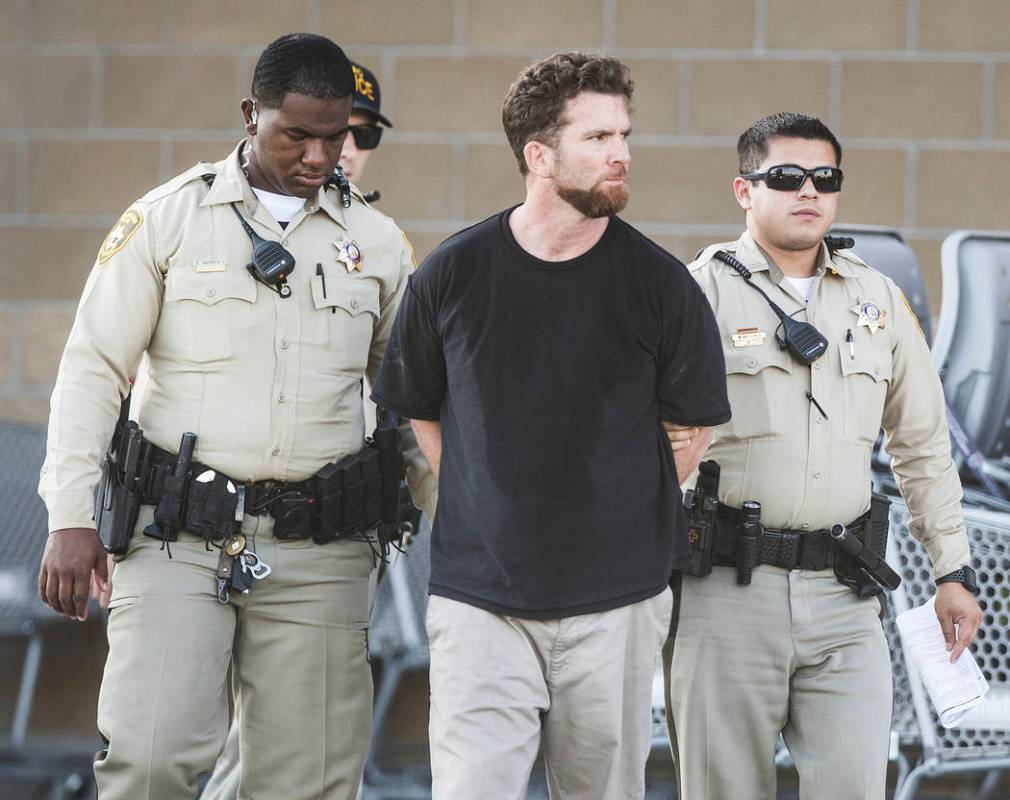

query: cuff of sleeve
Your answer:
[369,391,441,422]
[45,491,98,534]
[925,530,972,581]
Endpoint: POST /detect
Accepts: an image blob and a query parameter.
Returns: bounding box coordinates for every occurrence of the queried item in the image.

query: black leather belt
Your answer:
[138,441,307,519]
[711,503,868,571]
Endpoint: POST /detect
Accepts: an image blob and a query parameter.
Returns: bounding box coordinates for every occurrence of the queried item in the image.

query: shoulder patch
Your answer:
[97,209,143,265]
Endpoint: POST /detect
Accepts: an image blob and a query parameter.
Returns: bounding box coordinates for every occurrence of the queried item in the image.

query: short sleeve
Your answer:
[657,277,731,426]
[370,273,446,420]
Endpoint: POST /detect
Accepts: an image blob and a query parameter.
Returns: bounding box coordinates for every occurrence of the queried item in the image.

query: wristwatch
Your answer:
[935,565,979,595]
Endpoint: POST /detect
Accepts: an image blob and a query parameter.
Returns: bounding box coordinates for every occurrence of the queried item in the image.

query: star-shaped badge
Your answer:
[334,238,363,273]
[851,299,886,334]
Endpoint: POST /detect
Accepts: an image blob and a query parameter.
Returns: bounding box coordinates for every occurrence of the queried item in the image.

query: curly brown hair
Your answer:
[502,52,634,175]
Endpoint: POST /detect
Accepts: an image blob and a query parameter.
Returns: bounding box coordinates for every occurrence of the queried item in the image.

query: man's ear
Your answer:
[241,98,258,135]
[733,176,753,211]
[524,140,554,178]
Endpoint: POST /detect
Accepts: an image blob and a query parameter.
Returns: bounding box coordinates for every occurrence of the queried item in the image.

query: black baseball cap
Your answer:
[351,62,392,127]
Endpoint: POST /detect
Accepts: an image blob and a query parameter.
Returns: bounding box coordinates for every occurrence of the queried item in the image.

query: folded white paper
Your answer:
[896,595,990,728]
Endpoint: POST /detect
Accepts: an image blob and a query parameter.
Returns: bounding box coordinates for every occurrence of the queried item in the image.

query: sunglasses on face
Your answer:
[740,164,844,193]
[347,124,383,150]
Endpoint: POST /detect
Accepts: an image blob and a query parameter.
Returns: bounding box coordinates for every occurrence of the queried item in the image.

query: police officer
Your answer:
[198,58,407,800]
[338,61,393,189]
[665,112,983,800]
[37,34,431,800]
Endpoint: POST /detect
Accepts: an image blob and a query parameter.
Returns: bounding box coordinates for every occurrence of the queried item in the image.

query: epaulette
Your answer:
[830,247,870,271]
[688,241,738,273]
[139,162,218,204]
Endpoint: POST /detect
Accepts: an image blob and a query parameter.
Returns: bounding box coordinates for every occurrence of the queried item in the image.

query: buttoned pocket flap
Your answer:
[839,342,892,383]
[725,347,794,376]
[310,277,379,318]
[165,266,257,306]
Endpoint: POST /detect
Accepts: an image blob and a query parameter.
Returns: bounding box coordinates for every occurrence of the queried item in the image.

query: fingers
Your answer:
[94,551,110,591]
[38,565,49,607]
[73,573,90,621]
[938,613,957,653]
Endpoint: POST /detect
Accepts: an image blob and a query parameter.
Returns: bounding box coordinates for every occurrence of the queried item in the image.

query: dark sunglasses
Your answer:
[348,124,383,150]
[740,164,844,193]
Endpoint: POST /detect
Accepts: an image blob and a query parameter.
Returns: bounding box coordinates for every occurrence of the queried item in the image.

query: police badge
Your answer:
[850,299,886,334]
[334,238,363,273]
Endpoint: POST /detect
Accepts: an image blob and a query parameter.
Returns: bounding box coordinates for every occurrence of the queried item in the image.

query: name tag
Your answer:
[195,259,227,273]
[732,327,766,347]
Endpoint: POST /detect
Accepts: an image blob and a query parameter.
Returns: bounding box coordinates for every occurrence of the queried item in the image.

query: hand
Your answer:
[662,422,700,453]
[934,581,983,663]
[38,528,109,621]
[90,555,116,610]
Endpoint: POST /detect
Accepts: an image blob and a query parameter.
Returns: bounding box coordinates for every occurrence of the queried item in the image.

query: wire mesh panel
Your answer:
[888,499,1010,762]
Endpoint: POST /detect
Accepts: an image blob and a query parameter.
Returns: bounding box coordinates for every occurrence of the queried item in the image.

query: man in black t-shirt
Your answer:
[372,52,730,799]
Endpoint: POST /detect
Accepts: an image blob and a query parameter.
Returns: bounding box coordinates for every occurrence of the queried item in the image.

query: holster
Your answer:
[94,398,143,555]
[833,492,892,599]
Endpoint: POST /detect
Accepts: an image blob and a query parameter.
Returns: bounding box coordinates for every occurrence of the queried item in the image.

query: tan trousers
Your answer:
[94,510,375,800]
[426,589,672,800]
[664,566,892,800]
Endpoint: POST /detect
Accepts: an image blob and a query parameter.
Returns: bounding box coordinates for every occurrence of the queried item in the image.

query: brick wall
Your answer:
[2,0,1008,425]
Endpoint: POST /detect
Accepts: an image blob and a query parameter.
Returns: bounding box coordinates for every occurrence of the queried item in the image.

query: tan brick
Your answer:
[834,149,906,228]
[403,229,458,265]
[617,0,755,48]
[916,151,1010,229]
[841,62,982,139]
[623,146,741,224]
[906,238,943,318]
[467,0,601,46]
[919,0,1010,51]
[767,0,906,50]
[23,308,75,386]
[0,392,50,425]
[25,0,165,42]
[171,141,237,176]
[690,60,830,136]
[995,65,1010,140]
[0,227,103,300]
[395,58,531,133]
[0,306,11,384]
[318,0,454,45]
[0,55,93,128]
[625,59,679,135]
[0,0,20,42]
[358,142,455,221]
[27,141,161,215]
[463,144,526,220]
[172,0,309,44]
[0,142,16,214]
[103,55,238,130]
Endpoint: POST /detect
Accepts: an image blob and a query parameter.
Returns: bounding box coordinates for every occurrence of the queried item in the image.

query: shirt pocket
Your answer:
[157,266,257,367]
[838,341,892,445]
[309,275,380,376]
[722,346,794,441]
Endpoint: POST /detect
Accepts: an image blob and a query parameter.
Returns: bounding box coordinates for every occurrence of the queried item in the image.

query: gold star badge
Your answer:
[851,299,886,334]
[334,238,363,273]
[97,209,143,265]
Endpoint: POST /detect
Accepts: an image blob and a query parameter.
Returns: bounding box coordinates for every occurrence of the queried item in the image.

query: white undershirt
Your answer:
[785,275,817,302]
[252,187,305,224]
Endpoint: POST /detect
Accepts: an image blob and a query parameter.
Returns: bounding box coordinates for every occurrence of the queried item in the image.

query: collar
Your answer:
[734,230,855,281]
[199,141,347,231]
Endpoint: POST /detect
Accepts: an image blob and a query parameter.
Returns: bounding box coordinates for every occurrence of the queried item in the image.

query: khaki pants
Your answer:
[94,510,375,800]
[664,566,892,800]
[426,589,672,800]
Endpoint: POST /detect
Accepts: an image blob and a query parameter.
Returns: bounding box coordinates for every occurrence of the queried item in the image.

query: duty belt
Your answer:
[711,503,869,572]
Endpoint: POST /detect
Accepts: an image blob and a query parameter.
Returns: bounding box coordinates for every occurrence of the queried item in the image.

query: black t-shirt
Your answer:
[372,209,730,618]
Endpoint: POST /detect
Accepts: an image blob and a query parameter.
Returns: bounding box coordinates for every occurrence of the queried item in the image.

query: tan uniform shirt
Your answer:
[689,230,969,578]
[40,142,436,533]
